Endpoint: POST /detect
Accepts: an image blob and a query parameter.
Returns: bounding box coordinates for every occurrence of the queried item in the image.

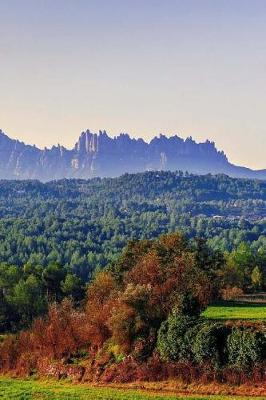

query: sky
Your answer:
[0,0,266,169]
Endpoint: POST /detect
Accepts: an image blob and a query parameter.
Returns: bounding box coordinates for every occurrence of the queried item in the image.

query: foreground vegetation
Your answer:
[0,377,265,400]
[1,231,266,332]
[1,233,265,387]
[0,174,265,389]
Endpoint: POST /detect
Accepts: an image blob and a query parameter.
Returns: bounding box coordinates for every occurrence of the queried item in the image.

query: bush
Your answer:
[175,293,203,317]
[191,322,229,367]
[227,328,266,369]
[131,330,156,362]
[220,286,244,300]
[0,335,19,371]
[157,312,197,361]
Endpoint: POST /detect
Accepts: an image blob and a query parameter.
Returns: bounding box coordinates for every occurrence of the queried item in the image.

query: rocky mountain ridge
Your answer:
[0,129,265,181]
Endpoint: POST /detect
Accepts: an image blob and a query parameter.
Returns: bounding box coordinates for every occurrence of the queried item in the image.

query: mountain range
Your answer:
[0,129,265,181]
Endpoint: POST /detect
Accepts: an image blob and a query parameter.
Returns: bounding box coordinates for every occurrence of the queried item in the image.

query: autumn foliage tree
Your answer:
[85,271,119,349]
[0,298,90,374]
[87,233,222,356]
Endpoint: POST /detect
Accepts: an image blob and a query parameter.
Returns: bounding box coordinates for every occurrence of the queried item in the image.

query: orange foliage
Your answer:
[85,271,119,349]
[0,335,18,372]
[125,236,212,318]
[0,299,90,374]
[221,286,244,300]
[107,284,151,353]
[34,299,89,359]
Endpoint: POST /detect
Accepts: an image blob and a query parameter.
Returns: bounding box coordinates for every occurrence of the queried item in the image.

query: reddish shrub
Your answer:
[0,298,90,374]
[0,335,19,372]
[221,286,244,300]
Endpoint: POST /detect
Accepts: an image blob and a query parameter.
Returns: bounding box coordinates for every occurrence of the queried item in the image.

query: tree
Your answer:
[251,266,263,291]
[61,273,85,302]
[228,243,254,289]
[107,284,152,354]
[157,312,197,361]
[7,275,46,327]
[42,263,66,301]
[85,271,119,349]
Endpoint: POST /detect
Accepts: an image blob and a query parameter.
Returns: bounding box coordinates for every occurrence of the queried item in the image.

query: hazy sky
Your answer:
[1,1,266,169]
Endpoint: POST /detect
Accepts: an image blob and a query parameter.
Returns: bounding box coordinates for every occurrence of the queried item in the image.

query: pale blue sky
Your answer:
[0,0,266,168]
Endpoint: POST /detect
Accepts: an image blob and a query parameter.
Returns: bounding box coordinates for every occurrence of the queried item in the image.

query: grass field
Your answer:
[203,301,266,320]
[0,377,265,400]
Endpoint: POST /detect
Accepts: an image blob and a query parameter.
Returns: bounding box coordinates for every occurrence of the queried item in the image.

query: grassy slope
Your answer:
[0,378,265,400]
[203,301,266,320]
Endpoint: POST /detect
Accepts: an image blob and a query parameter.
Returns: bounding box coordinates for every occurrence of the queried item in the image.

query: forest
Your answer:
[0,172,266,332]
[0,172,265,275]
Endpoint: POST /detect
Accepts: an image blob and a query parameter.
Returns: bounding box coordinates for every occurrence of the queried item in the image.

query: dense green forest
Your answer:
[0,171,265,280]
[0,172,266,331]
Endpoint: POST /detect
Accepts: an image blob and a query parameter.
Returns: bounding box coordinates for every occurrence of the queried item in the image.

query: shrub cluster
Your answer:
[157,312,266,371]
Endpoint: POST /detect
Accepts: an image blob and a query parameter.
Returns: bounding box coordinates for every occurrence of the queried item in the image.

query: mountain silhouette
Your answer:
[0,129,265,181]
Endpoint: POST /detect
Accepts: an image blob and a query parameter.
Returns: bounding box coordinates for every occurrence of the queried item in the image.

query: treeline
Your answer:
[0,233,265,383]
[0,173,264,282]
[1,236,265,332]
[0,263,85,331]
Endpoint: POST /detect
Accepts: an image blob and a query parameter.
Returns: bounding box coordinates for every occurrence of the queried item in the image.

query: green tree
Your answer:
[251,266,263,291]
[7,275,46,327]
[42,263,67,301]
[61,273,85,302]
[157,312,197,362]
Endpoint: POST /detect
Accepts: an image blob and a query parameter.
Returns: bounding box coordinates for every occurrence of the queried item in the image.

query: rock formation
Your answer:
[0,129,265,181]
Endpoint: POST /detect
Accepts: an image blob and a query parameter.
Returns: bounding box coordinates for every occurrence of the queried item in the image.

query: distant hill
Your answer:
[0,129,265,181]
[0,172,265,279]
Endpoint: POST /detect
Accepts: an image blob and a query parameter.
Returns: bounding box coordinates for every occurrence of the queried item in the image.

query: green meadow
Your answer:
[0,377,265,400]
[203,302,266,320]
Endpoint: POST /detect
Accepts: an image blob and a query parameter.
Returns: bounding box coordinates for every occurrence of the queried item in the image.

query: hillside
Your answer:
[0,129,266,180]
[0,172,265,279]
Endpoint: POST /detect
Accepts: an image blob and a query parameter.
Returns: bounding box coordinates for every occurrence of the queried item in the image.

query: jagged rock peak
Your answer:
[0,129,9,139]
[0,128,264,181]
